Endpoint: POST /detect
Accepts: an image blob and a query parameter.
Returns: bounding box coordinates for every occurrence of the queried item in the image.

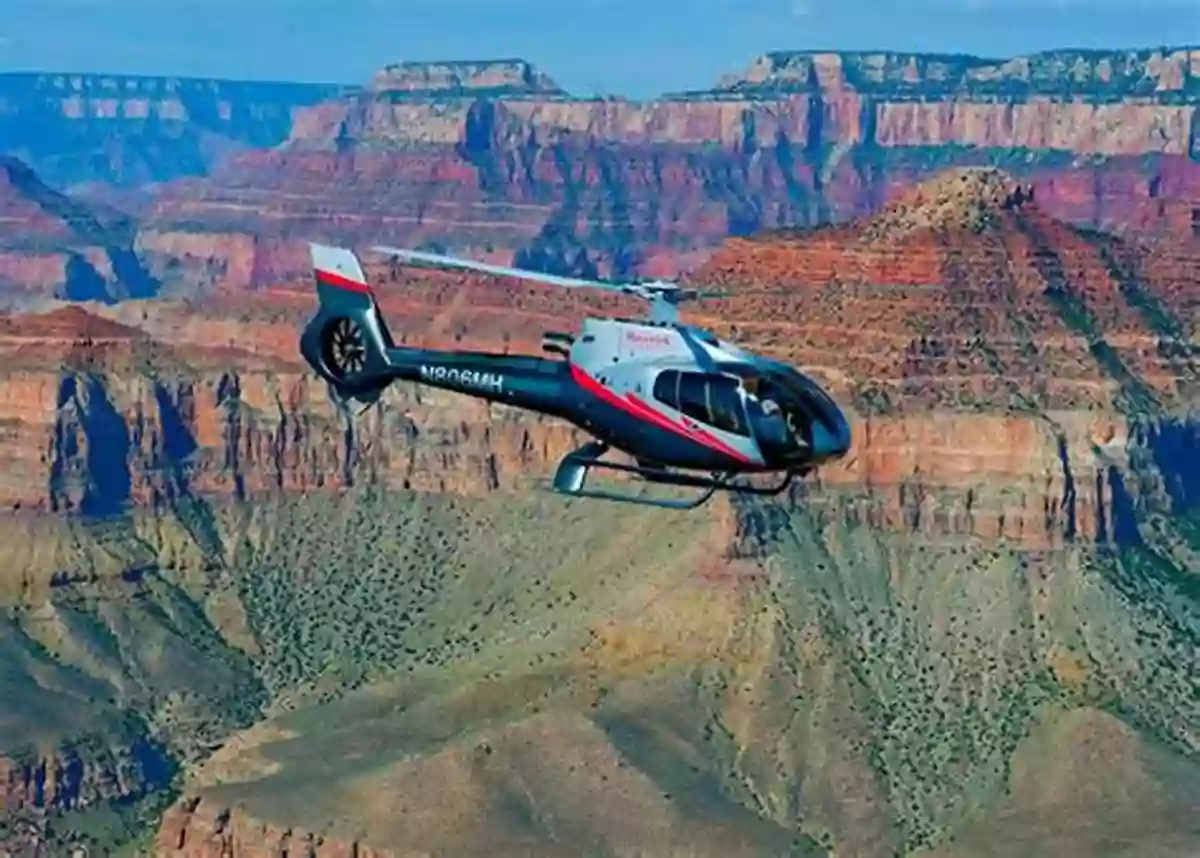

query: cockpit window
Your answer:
[652,370,748,436]
[769,369,840,430]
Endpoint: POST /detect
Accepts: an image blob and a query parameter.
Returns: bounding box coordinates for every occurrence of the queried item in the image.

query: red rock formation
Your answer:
[0,168,1188,559]
[3,52,1197,299]
[0,157,157,304]
[133,49,1200,288]
[691,168,1196,410]
[159,799,391,858]
[0,744,162,814]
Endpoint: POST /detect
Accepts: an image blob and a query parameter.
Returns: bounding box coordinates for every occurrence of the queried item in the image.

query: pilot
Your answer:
[761,398,804,444]
[784,409,802,442]
[744,378,775,411]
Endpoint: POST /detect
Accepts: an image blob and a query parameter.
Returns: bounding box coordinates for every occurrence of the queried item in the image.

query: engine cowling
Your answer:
[541,331,574,358]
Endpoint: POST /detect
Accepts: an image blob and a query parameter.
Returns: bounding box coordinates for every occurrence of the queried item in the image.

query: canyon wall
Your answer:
[145,49,1200,283]
[0,72,345,188]
[3,51,1198,293]
[0,170,1192,564]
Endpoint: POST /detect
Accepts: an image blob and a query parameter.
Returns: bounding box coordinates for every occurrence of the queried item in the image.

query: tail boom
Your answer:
[382,348,573,418]
[301,242,573,418]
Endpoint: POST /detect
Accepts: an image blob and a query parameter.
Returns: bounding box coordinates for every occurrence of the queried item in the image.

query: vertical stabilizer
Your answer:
[299,243,396,414]
[310,242,375,311]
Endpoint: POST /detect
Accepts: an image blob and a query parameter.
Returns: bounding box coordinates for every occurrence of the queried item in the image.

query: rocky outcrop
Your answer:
[0,742,171,856]
[369,58,567,97]
[693,168,1198,411]
[131,229,303,297]
[715,49,1200,94]
[0,157,166,306]
[158,799,391,858]
[0,156,131,242]
[0,739,171,813]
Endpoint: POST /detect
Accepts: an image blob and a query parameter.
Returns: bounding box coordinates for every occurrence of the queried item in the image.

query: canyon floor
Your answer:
[0,167,1196,857]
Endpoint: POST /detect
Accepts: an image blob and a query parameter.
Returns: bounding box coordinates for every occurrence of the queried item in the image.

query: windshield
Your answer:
[727,362,848,463]
[771,370,838,421]
[739,376,808,450]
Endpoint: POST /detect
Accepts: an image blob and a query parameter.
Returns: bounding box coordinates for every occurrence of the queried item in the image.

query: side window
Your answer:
[707,376,747,435]
[676,373,710,425]
[652,369,681,410]
[652,370,748,436]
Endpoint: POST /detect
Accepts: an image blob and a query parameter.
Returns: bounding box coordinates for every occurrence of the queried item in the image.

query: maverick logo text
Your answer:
[625,329,673,347]
[420,365,504,392]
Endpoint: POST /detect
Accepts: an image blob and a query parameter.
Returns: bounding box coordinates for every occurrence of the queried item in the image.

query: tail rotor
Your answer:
[322,316,369,382]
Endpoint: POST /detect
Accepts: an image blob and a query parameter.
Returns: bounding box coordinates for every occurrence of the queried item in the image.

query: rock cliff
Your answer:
[0,168,1192,549]
[0,156,171,311]
[21,172,1180,551]
[127,48,1199,285]
[3,51,1199,294]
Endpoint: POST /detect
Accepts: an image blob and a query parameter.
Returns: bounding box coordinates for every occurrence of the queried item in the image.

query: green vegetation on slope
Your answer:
[714,494,1200,854]
[0,506,264,853]
[5,375,1197,856]
[223,485,717,703]
[67,476,1185,858]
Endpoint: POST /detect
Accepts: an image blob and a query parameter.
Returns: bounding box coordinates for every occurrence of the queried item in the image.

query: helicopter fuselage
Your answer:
[303,305,851,476]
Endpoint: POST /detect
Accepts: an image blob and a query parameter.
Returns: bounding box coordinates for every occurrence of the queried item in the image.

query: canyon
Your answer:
[0,46,1196,858]
[0,162,1195,855]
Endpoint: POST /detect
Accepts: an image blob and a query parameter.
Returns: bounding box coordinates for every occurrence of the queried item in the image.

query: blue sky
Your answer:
[1,0,1196,97]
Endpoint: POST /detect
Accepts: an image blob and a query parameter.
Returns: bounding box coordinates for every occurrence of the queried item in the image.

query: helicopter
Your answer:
[298,242,852,509]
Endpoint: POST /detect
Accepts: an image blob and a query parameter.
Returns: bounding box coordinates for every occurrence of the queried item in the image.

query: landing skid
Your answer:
[551,442,795,510]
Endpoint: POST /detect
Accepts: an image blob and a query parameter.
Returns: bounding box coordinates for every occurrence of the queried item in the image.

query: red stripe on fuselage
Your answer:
[639,395,752,460]
[315,268,372,295]
[569,363,753,465]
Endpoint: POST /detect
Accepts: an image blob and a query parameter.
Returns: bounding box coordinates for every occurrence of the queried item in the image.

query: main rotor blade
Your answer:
[686,287,796,301]
[371,245,629,294]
